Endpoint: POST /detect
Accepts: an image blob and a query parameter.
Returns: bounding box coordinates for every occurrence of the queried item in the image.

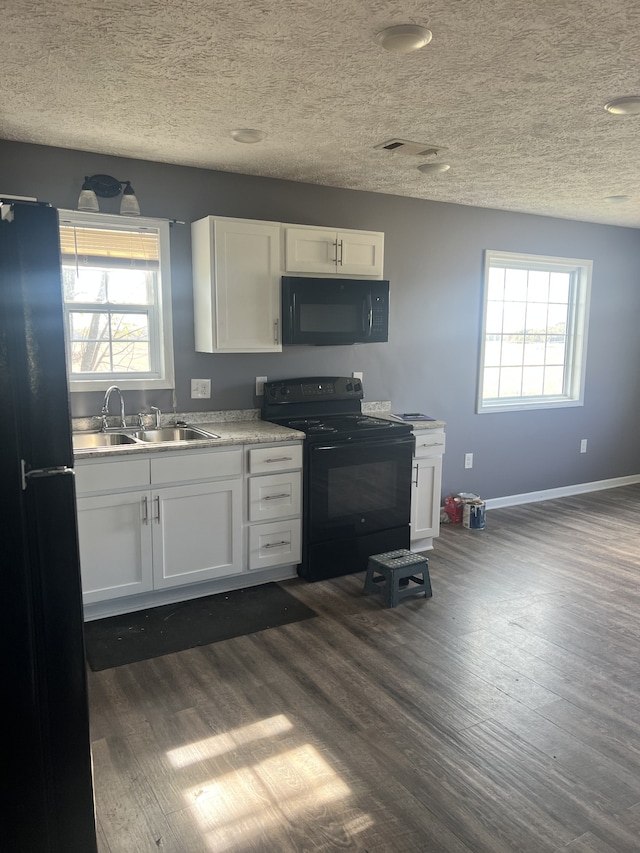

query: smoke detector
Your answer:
[374,138,446,157]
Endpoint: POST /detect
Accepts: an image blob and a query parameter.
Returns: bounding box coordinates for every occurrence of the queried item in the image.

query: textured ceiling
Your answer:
[4,0,640,227]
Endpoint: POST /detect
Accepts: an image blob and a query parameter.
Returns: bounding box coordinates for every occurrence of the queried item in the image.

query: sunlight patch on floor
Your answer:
[182,741,354,850]
[166,714,293,768]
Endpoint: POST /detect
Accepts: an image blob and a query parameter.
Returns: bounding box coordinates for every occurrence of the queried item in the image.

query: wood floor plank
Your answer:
[91,737,183,853]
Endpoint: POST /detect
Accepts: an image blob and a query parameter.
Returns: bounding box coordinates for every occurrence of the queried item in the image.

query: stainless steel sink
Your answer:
[134,427,220,443]
[72,432,138,450]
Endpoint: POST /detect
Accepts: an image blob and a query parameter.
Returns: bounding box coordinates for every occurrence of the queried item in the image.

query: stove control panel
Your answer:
[264,376,363,404]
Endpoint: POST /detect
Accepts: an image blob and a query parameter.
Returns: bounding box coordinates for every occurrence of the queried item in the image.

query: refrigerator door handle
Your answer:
[21,459,74,491]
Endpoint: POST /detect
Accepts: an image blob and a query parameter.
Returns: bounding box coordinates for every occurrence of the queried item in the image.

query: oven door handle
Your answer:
[311,436,414,452]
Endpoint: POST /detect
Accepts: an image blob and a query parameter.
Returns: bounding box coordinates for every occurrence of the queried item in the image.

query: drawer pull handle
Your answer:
[264,456,293,464]
[412,464,419,486]
[263,540,290,549]
[264,492,290,501]
[420,441,444,447]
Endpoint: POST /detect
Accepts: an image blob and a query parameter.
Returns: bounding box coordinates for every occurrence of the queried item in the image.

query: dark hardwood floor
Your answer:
[88,484,640,852]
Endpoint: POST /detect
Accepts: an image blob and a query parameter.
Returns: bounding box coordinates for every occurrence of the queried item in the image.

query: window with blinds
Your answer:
[58,211,174,390]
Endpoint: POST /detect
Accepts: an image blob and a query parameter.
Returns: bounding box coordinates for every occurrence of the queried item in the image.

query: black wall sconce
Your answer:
[77,174,140,216]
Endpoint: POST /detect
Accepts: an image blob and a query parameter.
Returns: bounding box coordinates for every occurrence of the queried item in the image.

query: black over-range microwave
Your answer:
[281,276,389,345]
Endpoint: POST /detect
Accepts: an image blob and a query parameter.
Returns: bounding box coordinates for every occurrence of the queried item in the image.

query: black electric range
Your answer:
[263,376,412,440]
[263,377,414,581]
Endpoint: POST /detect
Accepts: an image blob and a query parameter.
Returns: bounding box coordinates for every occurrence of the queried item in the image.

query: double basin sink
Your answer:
[72,426,221,451]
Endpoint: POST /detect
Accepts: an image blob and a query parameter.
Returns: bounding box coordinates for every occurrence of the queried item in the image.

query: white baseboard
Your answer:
[484,474,640,510]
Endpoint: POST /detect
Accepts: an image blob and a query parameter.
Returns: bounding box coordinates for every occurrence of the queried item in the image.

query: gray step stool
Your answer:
[364,549,432,608]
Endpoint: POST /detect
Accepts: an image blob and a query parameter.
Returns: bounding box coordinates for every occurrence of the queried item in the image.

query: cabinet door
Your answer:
[338,230,384,277]
[410,456,443,541]
[193,217,282,352]
[284,226,338,274]
[152,480,242,589]
[77,491,153,604]
[248,519,302,570]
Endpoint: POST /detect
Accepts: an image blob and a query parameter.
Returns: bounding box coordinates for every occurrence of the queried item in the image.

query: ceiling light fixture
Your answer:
[230,128,266,143]
[375,24,432,54]
[604,96,640,115]
[417,162,450,174]
[605,195,629,203]
[77,174,140,216]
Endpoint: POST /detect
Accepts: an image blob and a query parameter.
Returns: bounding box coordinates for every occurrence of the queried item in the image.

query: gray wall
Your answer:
[3,139,640,500]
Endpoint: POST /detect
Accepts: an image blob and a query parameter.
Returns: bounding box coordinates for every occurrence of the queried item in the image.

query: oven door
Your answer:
[307,435,414,542]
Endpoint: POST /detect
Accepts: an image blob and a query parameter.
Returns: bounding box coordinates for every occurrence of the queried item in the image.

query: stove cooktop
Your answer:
[277,413,411,440]
[262,377,413,441]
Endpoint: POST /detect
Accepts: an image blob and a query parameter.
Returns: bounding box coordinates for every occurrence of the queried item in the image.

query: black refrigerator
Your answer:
[1,200,98,851]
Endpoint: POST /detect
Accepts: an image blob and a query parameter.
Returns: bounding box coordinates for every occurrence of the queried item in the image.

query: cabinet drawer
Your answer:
[248,519,301,570]
[151,448,242,484]
[248,443,302,474]
[414,430,446,457]
[75,458,150,495]
[248,472,301,521]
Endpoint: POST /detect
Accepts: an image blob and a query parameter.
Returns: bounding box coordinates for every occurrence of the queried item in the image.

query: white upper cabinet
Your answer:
[283,225,384,278]
[192,216,282,353]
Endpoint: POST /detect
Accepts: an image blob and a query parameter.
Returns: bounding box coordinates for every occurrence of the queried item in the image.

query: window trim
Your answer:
[477,250,592,414]
[58,210,175,392]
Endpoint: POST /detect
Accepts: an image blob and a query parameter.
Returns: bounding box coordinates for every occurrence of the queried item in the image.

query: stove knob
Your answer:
[346,382,353,392]
[354,381,362,392]
[280,386,290,397]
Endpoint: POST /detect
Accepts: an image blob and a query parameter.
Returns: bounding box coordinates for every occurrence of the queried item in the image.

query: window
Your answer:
[478,250,592,413]
[59,210,174,392]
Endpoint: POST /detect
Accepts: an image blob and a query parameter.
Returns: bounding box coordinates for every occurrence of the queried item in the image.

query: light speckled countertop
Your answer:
[72,403,445,459]
[73,418,304,460]
[366,405,446,431]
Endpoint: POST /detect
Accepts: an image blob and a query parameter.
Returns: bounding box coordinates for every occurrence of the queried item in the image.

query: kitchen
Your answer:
[4,1,640,850]
[6,147,640,852]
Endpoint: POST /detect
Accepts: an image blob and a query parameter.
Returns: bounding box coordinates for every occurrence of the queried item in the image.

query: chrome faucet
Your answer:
[101,385,126,431]
[136,406,162,430]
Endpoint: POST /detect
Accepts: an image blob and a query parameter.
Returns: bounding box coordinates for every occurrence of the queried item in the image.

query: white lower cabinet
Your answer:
[76,448,243,606]
[152,480,242,589]
[76,490,153,605]
[245,443,302,572]
[410,429,446,551]
[75,440,302,613]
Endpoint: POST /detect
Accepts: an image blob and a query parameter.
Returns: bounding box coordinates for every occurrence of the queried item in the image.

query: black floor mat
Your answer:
[84,583,316,671]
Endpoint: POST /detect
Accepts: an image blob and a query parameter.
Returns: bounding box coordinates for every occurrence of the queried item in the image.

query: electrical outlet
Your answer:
[352,371,363,381]
[580,438,588,453]
[464,452,473,469]
[190,378,211,399]
[256,376,267,396]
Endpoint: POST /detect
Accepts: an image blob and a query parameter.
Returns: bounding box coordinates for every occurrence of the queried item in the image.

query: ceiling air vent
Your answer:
[374,138,447,157]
